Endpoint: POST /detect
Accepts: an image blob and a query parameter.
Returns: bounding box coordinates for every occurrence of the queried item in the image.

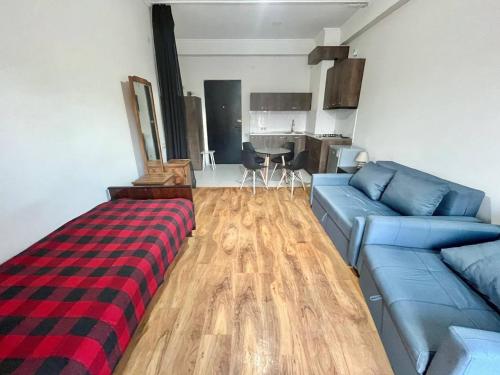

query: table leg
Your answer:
[282,155,289,183]
[264,155,270,184]
[210,152,216,170]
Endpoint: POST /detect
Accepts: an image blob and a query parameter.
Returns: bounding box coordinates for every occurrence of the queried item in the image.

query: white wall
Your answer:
[306,60,337,135]
[178,55,311,146]
[0,0,160,263]
[249,111,307,133]
[177,38,314,56]
[349,0,500,222]
[340,0,409,43]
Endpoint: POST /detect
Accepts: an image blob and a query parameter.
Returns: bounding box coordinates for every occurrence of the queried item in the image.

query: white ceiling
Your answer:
[164,2,364,39]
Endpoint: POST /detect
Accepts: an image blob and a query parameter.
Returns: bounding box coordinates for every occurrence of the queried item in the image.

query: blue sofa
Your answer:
[358,216,500,375]
[310,161,485,268]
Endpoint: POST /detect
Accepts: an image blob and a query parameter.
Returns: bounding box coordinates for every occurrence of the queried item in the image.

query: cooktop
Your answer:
[316,133,349,139]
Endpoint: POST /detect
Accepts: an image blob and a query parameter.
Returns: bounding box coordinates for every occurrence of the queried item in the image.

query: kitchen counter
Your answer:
[249,131,304,136]
[248,133,352,174]
[249,131,352,142]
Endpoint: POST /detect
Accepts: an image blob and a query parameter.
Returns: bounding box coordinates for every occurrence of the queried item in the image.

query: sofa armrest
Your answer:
[347,216,367,268]
[361,216,500,250]
[311,173,352,186]
[310,173,352,204]
[427,326,500,375]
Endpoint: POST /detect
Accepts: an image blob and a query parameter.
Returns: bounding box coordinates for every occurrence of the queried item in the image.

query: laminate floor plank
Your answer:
[193,334,232,375]
[115,188,393,375]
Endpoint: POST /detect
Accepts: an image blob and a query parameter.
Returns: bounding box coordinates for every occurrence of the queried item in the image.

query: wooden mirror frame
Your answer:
[128,75,165,174]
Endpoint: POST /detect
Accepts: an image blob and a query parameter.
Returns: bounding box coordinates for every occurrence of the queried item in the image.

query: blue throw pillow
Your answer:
[348,162,395,200]
[380,171,450,216]
[442,240,500,310]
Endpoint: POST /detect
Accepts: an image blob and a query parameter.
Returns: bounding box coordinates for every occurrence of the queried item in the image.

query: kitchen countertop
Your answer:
[249,131,352,141]
[249,131,305,135]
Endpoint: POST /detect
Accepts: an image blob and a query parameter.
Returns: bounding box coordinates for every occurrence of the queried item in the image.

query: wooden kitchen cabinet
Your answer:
[290,135,306,155]
[249,134,264,148]
[308,46,349,65]
[323,58,365,110]
[281,94,312,111]
[250,94,273,111]
[249,134,306,155]
[249,134,285,148]
[305,136,352,174]
[266,135,285,149]
[250,93,312,111]
[250,134,351,173]
[305,136,322,175]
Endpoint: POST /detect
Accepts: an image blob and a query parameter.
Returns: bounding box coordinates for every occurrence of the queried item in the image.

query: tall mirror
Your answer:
[128,76,164,174]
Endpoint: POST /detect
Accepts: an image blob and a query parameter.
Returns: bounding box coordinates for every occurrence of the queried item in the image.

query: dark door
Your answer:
[204,80,242,164]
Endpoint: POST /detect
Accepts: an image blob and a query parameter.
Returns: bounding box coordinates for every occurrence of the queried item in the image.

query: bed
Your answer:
[0,186,194,375]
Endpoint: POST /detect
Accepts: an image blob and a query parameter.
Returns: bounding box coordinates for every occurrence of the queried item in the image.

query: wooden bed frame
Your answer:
[107,185,195,231]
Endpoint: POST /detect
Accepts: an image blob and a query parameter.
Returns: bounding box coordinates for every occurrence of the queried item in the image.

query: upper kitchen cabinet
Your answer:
[323,58,366,110]
[308,46,349,65]
[250,93,312,111]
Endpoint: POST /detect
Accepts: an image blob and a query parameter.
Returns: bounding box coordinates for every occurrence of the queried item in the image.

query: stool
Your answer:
[200,150,216,171]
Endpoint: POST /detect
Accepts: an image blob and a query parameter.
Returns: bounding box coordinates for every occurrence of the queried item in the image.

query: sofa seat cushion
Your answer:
[313,185,400,237]
[364,244,500,374]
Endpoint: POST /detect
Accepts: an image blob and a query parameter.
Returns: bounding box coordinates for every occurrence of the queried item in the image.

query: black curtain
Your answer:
[152,5,187,160]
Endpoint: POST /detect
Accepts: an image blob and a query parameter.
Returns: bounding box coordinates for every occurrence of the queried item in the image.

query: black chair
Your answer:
[240,150,268,195]
[277,150,309,197]
[269,141,295,181]
[242,142,265,164]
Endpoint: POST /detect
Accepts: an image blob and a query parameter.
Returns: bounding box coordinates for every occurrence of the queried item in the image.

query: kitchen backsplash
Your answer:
[249,111,307,133]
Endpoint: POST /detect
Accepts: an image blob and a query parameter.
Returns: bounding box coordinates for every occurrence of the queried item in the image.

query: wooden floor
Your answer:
[114,188,392,375]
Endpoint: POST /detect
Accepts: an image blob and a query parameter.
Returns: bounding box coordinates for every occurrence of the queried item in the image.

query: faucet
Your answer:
[291,119,295,134]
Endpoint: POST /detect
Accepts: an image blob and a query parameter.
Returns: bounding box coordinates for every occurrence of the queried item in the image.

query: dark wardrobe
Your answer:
[184,96,204,170]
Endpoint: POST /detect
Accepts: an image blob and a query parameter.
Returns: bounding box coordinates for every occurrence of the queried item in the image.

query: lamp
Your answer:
[355,151,369,168]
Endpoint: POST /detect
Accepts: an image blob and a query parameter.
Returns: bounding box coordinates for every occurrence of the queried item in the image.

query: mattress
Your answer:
[0,198,194,375]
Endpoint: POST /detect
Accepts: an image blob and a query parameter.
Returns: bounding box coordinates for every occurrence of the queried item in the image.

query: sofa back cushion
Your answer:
[349,162,395,200]
[380,171,450,216]
[442,240,500,310]
[377,161,485,217]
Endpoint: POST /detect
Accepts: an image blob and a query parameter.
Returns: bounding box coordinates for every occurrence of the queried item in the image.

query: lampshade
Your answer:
[355,151,369,163]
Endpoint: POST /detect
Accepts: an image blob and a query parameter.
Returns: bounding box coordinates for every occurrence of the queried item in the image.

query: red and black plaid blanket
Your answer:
[0,198,194,375]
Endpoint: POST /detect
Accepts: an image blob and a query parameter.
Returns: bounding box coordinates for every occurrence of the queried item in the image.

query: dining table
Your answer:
[254,147,292,185]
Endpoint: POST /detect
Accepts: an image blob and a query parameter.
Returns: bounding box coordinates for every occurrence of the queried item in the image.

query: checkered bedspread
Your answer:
[0,198,194,375]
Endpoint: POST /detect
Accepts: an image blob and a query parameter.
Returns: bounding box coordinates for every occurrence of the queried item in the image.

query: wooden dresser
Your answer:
[163,159,192,185]
[132,160,192,186]
[132,173,175,186]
